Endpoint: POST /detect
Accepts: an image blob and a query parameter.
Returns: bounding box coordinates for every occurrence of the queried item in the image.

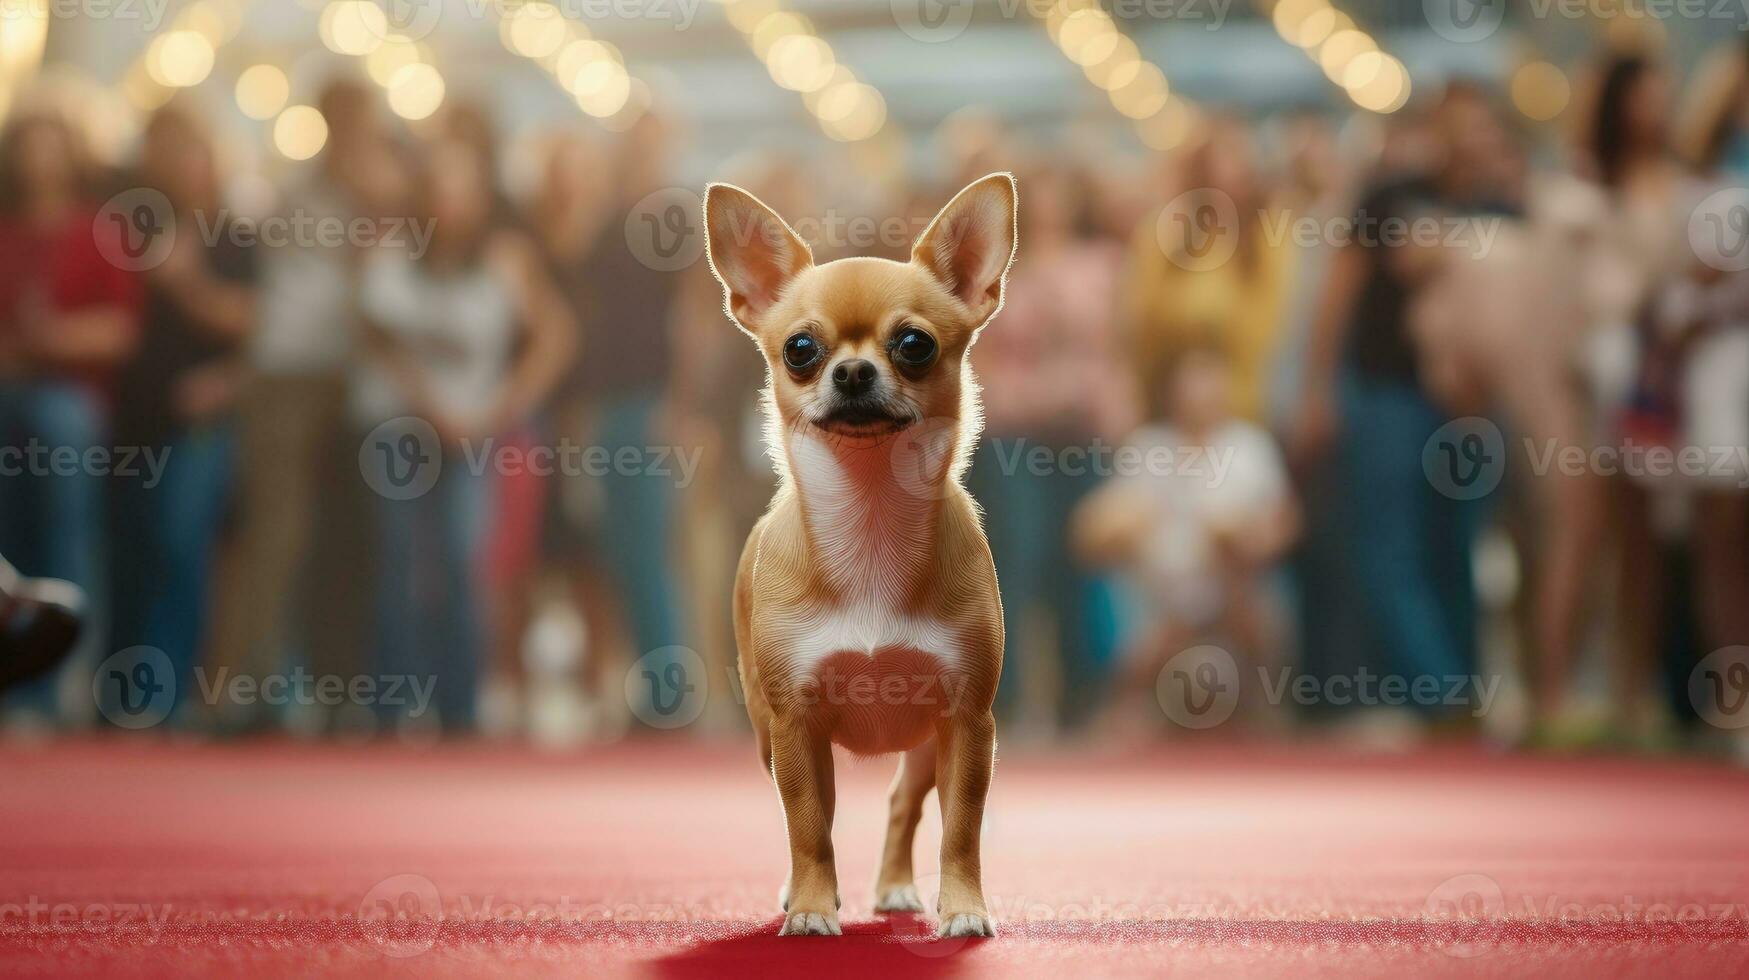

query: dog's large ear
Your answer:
[704,183,813,331]
[912,172,1018,327]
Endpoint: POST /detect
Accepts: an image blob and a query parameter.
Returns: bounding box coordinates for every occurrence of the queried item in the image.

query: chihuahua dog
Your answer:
[703,174,1016,938]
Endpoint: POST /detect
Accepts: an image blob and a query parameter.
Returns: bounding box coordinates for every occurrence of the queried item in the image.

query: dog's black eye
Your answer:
[782,334,823,372]
[891,327,937,369]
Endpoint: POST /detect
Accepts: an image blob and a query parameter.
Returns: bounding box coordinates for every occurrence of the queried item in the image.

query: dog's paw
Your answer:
[937,912,996,938]
[874,884,926,913]
[778,911,841,936]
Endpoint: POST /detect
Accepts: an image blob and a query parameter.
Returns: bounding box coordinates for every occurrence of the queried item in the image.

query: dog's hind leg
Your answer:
[873,739,936,913]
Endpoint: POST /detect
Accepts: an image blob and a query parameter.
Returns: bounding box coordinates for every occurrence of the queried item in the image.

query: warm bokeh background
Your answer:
[0,0,1746,753]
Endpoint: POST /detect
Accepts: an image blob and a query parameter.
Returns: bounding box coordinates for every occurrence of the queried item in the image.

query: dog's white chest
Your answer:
[784,601,959,670]
[780,431,960,670]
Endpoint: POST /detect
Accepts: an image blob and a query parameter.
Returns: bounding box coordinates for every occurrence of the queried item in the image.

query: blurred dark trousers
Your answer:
[1339,377,1479,690]
[967,438,1108,728]
[372,459,491,732]
[109,424,234,721]
[0,381,108,715]
[206,374,353,706]
[592,393,687,674]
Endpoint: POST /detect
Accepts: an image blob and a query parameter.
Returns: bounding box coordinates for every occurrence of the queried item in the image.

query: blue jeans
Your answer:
[0,382,108,715]
[966,438,1113,728]
[372,458,491,732]
[593,395,687,683]
[1339,376,1481,692]
[109,424,234,721]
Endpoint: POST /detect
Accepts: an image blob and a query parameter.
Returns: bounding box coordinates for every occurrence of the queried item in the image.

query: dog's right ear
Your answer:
[703,183,813,332]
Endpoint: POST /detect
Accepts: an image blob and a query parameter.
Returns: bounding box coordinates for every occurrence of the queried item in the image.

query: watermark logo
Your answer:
[891,417,960,502]
[1156,188,1240,272]
[1689,187,1749,274]
[891,0,976,42]
[367,0,443,41]
[1423,0,1507,41]
[94,188,175,273]
[93,646,175,729]
[625,645,708,728]
[1,0,172,32]
[359,873,443,958]
[1423,417,1505,501]
[359,417,442,501]
[627,187,705,273]
[1690,646,1749,731]
[1423,873,1506,957]
[1155,644,1239,729]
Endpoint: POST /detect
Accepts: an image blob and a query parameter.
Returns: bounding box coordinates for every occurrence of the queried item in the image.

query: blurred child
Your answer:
[1075,345,1299,732]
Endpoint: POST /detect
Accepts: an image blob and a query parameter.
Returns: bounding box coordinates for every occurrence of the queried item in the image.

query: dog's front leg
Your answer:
[934,709,997,937]
[770,714,841,935]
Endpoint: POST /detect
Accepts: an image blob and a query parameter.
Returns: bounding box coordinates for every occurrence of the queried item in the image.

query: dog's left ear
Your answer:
[912,172,1018,327]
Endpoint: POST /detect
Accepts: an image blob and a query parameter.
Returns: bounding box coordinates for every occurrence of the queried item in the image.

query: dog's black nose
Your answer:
[832,359,877,397]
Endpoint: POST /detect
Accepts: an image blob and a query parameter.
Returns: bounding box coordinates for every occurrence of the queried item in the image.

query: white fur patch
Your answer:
[777,429,961,672]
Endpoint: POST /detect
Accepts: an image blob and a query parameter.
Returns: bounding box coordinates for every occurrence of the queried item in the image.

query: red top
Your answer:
[0,206,143,386]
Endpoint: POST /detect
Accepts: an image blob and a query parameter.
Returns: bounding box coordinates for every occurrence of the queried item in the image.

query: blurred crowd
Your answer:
[1,34,1747,754]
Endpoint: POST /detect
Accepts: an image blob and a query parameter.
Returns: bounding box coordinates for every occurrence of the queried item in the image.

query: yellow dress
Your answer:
[1118,209,1296,422]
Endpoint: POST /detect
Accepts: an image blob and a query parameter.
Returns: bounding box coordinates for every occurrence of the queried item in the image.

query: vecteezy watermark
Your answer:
[891,0,1232,44]
[1259,666,1501,717]
[193,667,436,718]
[1422,872,1749,957]
[625,645,709,729]
[93,646,177,729]
[1426,420,1749,499]
[357,873,746,959]
[95,189,439,273]
[1428,0,1749,43]
[0,441,171,488]
[92,649,438,730]
[0,0,171,31]
[621,647,981,729]
[457,438,702,487]
[1690,186,1749,274]
[1523,438,1749,489]
[464,0,702,32]
[1259,208,1502,260]
[1690,646,1749,731]
[357,419,705,501]
[630,187,945,274]
[1423,417,1507,501]
[1154,647,1502,729]
[1156,645,1242,729]
[1156,191,1505,272]
[986,438,1237,484]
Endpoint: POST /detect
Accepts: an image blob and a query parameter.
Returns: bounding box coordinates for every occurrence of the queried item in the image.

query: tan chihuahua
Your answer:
[703,174,1016,938]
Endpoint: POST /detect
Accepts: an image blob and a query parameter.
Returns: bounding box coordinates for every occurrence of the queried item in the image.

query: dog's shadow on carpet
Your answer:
[649,914,981,979]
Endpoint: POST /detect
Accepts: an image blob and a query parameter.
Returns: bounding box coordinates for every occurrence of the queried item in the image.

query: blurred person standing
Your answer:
[967,160,1137,731]
[354,139,575,734]
[1564,54,1695,745]
[108,104,258,722]
[1292,83,1522,710]
[0,103,141,721]
[202,80,391,731]
[1654,44,1749,686]
[1120,116,1294,423]
[550,112,691,727]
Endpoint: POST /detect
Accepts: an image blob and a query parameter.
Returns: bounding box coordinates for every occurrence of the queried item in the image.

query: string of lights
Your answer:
[720,0,889,143]
[1035,0,1197,151]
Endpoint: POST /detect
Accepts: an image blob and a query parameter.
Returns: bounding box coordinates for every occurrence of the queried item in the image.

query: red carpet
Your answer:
[2,738,1746,978]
